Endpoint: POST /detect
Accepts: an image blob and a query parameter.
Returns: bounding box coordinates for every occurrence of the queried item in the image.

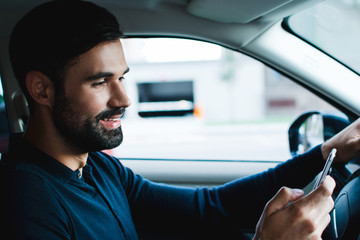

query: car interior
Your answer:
[1,0,360,239]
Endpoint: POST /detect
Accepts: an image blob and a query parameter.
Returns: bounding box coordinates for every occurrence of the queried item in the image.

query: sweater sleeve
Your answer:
[217,144,325,230]
[120,145,325,237]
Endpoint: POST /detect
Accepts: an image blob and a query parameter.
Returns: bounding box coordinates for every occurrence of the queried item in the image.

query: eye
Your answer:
[119,76,125,81]
[91,79,107,88]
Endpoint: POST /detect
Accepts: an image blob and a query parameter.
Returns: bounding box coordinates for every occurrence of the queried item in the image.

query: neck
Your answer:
[24,113,88,171]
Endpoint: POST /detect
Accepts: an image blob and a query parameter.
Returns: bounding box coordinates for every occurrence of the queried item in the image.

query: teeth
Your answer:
[104,118,120,122]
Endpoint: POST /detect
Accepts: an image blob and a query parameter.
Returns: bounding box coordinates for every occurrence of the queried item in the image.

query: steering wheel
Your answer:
[289,112,360,240]
[321,166,360,239]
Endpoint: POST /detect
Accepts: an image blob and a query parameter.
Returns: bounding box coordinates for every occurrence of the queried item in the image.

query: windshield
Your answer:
[287,0,360,75]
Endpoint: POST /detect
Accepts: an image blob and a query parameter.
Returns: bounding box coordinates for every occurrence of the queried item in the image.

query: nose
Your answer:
[108,81,131,108]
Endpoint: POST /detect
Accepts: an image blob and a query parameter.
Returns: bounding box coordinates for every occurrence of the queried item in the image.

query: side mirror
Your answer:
[289,112,350,156]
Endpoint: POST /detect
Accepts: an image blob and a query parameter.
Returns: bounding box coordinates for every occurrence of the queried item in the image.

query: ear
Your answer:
[25,71,54,108]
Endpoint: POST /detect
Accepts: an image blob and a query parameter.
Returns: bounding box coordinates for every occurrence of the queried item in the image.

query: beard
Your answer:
[52,94,125,152]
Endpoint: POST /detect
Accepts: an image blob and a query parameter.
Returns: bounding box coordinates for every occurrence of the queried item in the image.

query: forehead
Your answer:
[64,40,127,82]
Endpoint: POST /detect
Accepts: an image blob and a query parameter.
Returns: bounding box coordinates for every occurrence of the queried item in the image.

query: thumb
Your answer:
[265,187,304,216]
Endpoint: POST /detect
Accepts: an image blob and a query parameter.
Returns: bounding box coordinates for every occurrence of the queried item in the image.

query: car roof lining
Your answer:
[0,0,323,48]
[188,0,293,23]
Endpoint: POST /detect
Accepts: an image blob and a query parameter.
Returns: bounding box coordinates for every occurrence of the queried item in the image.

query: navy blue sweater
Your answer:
[0,134,324,239]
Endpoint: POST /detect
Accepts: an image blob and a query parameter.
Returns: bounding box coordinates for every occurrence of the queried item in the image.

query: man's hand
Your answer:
[253,176,335,240]
[322,118,360,163]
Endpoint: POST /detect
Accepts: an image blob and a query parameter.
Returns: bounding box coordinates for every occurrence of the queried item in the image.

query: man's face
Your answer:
[53,40,131,152]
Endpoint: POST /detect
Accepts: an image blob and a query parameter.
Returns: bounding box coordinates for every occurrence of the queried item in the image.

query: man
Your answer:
[1,1,359,239]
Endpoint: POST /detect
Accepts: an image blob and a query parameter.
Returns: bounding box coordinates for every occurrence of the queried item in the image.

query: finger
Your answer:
[309,213,331,240]
[318,213,332,232]
[265,187,304,216]
[297,176,335,214]
[286,193,333,238]
[311,176,336,201]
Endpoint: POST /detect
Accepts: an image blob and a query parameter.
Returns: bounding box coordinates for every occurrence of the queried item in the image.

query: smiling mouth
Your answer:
[103,117,121,122]
[100,114,123,129]
[97,108,126,129]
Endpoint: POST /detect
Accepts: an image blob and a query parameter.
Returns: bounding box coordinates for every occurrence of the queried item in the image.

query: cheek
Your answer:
[74,90,109,115]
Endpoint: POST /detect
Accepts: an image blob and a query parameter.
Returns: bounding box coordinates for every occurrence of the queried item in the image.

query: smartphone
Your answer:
[312,148,337,190]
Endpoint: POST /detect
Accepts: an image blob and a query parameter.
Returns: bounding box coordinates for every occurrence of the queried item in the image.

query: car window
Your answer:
[0,76,10,154]
[286,0,360,75]
[108,38,343,161]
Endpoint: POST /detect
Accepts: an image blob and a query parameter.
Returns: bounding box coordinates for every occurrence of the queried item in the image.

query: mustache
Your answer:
[95,107,126,122]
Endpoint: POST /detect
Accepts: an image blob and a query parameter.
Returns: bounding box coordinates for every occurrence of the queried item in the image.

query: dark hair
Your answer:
[9,0,123,112]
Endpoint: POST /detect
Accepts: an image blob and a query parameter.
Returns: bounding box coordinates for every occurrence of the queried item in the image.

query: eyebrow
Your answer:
[85,67,130,82]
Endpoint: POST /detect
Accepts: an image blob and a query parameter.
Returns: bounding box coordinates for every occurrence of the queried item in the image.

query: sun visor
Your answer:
[187,0,294,23]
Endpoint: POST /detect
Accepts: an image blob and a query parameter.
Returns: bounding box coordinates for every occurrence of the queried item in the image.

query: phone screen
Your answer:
[312,148,337,190]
